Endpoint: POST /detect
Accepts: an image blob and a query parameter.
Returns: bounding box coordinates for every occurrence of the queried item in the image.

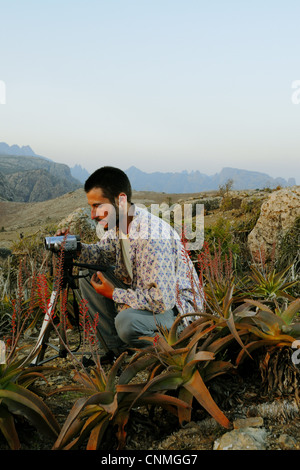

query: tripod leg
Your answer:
[57,287,69,359]
[31,290,58,365]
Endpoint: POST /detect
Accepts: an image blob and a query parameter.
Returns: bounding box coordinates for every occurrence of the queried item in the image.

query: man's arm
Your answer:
[55,227,116,266]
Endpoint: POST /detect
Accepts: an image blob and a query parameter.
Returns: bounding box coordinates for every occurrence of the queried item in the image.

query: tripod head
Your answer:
[44,234,108,288]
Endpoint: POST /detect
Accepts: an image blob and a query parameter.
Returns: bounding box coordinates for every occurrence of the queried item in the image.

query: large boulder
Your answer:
[57,207,101,240]
[247,187,300,260]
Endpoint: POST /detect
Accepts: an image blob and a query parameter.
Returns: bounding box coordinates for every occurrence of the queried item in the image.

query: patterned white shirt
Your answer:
[78,205,203,324]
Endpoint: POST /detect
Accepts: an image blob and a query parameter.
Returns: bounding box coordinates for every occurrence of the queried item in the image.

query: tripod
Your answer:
[31,253,109,366]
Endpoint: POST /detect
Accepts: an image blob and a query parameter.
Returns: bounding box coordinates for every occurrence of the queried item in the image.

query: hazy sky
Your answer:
[1,0,300,183]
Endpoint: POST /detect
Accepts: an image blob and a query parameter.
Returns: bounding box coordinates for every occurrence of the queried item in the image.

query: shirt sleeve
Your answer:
[78,237,116,266]
[112,237,177,314]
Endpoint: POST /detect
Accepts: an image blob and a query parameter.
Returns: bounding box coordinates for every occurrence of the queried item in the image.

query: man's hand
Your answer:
[55,228,70,236]
[90,271,115,299]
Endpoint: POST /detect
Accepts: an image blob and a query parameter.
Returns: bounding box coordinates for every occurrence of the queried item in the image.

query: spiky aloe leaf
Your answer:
[243,299,274,314]
[204,328,249,355]
[0,383,60,438]
[182,351,215,382]
[251,310,285,335]
[0,405,20,450]
[242,324,295,343]
[72,370,99,390]
[226,312,252,359]
[250,264,297,300]
[80,392,117,415]
[118,354,157,386]
[282,322,300,336]
[72,410,108,450]
[183,369,230,429]
[86,414,111,450]
[171,315,216,348]
[168,313,204,345]
[53,391,116,450]
[235,339,281,366]
[233,301,257,318]
[187,323,216,352]
[128,371,183,411]
[139,392,192,411]
[280,298,300,325]
[88,368,107,391]
[202,360,235,382]
[106,352,128,392]
[53,416,84,450]
[178,387,194,425]
[113,408,130,450]
[222,282,235,319]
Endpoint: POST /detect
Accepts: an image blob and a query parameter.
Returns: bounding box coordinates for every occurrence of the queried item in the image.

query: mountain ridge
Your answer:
[125,165,296,193]
[0,142,296,196]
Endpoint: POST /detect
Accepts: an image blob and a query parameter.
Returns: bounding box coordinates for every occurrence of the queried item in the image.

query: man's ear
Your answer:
[117,192,128,207]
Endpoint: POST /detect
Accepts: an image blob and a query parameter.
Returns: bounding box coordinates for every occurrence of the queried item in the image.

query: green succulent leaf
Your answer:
[0,405,20,450]
[0,382,60,438]
[280,298,300,325]
[183,369,230,429]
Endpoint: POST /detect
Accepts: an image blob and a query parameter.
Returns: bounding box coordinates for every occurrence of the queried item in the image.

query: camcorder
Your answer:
[44,234,107,274]
[44,234,81,257]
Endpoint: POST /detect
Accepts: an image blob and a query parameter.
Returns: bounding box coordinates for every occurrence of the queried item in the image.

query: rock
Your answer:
[213,427,268,450]
[58,207,101,241]
[233,417,264,429]
[277,433,297,450]
[0,247,12,259]
[247,187,300,260]
[229,197,243,209]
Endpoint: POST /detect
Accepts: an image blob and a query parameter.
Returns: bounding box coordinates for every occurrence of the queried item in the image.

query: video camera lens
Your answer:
[44,235,81,253]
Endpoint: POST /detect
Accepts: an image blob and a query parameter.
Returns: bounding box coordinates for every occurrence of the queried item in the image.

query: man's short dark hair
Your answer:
[84,166,132,203]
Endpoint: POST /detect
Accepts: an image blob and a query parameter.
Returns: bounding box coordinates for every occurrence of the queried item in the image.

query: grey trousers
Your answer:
[78,268,175,354]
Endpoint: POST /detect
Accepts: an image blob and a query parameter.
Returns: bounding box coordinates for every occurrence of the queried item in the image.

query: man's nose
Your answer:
[91,208,97,219]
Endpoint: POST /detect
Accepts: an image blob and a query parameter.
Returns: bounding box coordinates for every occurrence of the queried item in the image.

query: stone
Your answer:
[247,187,300,260]
[213,427,267,450]
[58,207,96,232]
[233,417,264,429]
[278,433,297,450]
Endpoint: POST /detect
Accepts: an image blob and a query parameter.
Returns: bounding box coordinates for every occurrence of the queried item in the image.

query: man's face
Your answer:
[86,187,118,231]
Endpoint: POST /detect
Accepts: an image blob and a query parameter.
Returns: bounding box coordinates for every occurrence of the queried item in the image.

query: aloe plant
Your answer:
[52,352,190,450]
[232,298,300,365]
[117,315,234,429]
[0,349,60,449]
[247,264,298,302]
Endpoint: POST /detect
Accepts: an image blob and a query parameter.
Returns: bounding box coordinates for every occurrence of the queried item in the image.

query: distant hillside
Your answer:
[0,142,89,183]
[0,154,82,202]
[125,166,296,193]
[0,141,296,199]
[0,142,39,157]
[70,164,90,183]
